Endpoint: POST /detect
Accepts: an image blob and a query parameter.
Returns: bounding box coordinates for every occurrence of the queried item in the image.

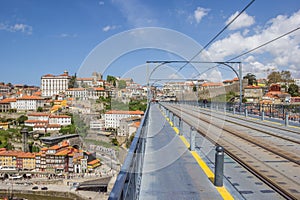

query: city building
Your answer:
[41,71,70,97]
[16,96,45,111]
[104,110,144,129]
[118,116,141,137]
[0,98,17,112]
[244,86,263,103]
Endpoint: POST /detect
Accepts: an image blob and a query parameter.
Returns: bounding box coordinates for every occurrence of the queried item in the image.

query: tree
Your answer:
[288,84,299,97]
[243,73,257,85]
[267,71,281,85]
[280,70,293,83]
[118,80,127,89]
[17,115,28,125]
[37,106,43,112]
[68,73,77,88]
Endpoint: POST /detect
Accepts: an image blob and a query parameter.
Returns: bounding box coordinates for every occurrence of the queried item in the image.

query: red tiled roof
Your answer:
[0,98,16,103]
[88,159,100,165]
[28,112,50,117]
[245,85,261,89]
[105,110,144,115]
[49,115,71,118]
[94,87,105,91]
[25,120,48,123]
[202,82,223,87]
[17,96,44,100]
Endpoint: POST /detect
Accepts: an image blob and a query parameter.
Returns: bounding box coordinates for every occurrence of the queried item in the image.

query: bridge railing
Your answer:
[108,104,150,200]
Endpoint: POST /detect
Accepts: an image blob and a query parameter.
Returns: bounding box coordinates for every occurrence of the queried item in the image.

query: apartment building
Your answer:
[16,96,45,111]
[104,110,144,129]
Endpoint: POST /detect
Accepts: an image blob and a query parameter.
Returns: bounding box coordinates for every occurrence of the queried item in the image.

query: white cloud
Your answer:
[57,33,77,38]
[0,22,32,34]
[206,9,300,78]
[226,11,255,30]
[194,7,209,24]
[102,25,118,32]
[99,1,104,6]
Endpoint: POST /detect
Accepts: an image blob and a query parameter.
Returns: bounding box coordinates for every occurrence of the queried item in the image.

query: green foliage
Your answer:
[288,84,299,97]
[243,73,257,85]
[59,125,76,135]
[17,115,28,124]
[107,75,117,83]
[37,107,43,112]
[126,133,135,148]
[226,91,236,102]
[118,80,127,89]
[129,100,147,111]
[111,138,119,146]
[68,73,78,88]
[267,70,293,85]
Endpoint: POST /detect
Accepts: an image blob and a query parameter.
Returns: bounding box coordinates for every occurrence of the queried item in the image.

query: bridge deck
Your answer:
[139,104,223,199]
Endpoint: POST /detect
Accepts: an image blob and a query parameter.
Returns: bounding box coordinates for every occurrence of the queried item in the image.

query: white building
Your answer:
[16,96,45,111]
[49,115,72,126]
[104,110,144,129]
[90,119,105,130]
[66,87,108,100]
[118,116,141,136]
[294,78,300,87]
[41,71,70,97]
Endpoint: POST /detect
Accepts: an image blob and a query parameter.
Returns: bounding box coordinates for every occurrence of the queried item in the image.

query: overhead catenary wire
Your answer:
[192,26,300,79]
[176,0,256,73]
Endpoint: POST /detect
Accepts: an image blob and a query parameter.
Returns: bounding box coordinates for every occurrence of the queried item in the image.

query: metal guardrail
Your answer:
[108,104,150,200]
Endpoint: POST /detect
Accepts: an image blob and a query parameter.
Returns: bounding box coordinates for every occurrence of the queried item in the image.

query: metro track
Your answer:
[162,103,300,200]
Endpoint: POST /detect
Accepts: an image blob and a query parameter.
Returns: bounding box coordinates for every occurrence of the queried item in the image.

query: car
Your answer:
[32,186,38,190]
[41,187,48,190]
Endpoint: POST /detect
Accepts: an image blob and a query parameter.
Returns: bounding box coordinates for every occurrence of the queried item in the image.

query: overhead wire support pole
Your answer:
[146,60,242,105]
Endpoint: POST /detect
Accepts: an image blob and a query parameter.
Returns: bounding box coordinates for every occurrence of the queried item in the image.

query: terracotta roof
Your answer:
[28,113,50,117]
[25,120,48,123]
[18,152,35,158]
[245,85,261,89]
[88,159,100,165]
[43,74,54,77]
[105,110,144,115]
[94,87,105,91]
[66,88,85,91]
[0,98,16,103]
[223,80,233,83]
[49,145,60,150]
[233,77,239,81]
[55,149,70,156]
[133,121,141,128]
[202,82,223,87]
[77,78,93,81]
[17,96,44,100]
[41,147,48,151]
[49,115,71,118]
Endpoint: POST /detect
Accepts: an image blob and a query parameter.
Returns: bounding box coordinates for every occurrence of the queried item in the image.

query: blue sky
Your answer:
[1,0,300,86]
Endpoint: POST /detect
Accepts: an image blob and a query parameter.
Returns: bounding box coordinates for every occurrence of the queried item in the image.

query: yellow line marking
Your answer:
[191,151,234,200]
[173,127,179,134]
[290,125,300,129]
[216,186,235,200]
[191,151,214,179]
[160,108,234,200]
[179,135,190,148]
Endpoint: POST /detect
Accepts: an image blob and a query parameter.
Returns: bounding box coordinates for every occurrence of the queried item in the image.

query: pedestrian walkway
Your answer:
[139,104,228,199]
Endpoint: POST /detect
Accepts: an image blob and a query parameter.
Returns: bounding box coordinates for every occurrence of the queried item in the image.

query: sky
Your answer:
[0,0,300,86]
